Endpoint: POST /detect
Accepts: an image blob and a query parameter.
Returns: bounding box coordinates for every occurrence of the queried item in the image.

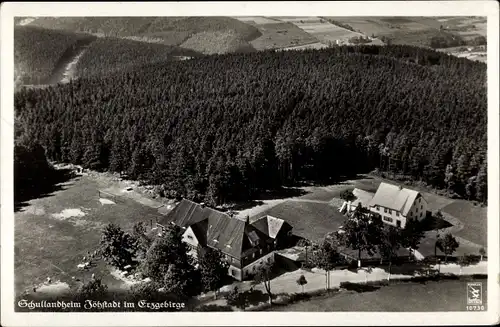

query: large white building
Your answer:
[368,182,428,228]
[340,182,428,229]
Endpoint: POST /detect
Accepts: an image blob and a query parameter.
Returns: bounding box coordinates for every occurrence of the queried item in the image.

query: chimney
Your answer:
[245,215,250,224]
[200,202,205,208]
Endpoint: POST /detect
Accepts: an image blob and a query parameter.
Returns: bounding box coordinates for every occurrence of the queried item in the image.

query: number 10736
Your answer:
[466,305,485,311]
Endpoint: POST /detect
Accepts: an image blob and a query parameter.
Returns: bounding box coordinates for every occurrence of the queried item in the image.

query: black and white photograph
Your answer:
[1,1,499,326]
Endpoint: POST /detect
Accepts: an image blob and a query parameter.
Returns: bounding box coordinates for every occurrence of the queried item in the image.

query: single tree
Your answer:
[253,262,275,304]
[162,263,201,299]
[199,247,229,299]
[479,247,486,261]
[99,223,137,270]
[400,218,424,261]
[377,226,402,281]
[132,221,152,261]
[140,225,202,297]
[340,189,355,201]
[296,275,308,293]
[340,205,383,268]
[310,236,341,290]
[436,233,459,263]
[457,255,472,275]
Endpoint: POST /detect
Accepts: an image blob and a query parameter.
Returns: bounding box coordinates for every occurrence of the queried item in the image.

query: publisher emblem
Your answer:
[467,282,482,305]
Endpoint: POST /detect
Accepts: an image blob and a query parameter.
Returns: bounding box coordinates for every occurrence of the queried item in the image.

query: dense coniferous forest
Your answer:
[14,45,487,205]
[76,37,200,78]
[14,26,96,84]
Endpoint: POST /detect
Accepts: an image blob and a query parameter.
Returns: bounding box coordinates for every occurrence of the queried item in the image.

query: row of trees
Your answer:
[15,45,487,206]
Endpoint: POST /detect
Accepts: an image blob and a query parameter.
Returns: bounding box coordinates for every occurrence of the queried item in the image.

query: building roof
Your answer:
[350,188,375,208]
[207,214,268,259]
[164,199,272,259]
[251,215,291,239]
[368,182,421,216]
[157,199,208,228]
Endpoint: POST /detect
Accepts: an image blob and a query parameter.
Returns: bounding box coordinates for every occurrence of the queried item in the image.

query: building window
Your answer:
[252,253,255,259]
[396,220,401,227]
[383,216,393,223]
[421,212,424,218]
[421,205,423,209]
[230,269,235,276]
[396,212,399,217]
[187,235,193,240]
[384,208,387,213]
[388,209,392,215]
[376,205,380,210]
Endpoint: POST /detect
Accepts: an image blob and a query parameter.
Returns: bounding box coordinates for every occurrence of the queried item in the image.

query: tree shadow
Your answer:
[340,282,381,293]
[225,187,309,211]
[15,168,78,212]
[419,215,453,232]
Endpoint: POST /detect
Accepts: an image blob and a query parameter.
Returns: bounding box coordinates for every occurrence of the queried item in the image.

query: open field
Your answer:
[250,201,345,243]
[324,16,486,48]
[14,171,169,296]
[441,200,487,246]
[248,22,320,50]
[274,17,380,45]
[269,278,488,311]
[237,174,486,252]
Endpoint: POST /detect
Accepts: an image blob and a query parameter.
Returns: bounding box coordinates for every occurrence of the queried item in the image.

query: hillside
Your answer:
[14,26,96,85]
[75,37,200,78]
[28,17,261,48]
[14,46,487,206]
[324,16,487,48]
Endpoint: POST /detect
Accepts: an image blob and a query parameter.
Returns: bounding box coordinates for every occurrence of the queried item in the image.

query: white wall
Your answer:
[182,227,199,259]
[369,206,407,228]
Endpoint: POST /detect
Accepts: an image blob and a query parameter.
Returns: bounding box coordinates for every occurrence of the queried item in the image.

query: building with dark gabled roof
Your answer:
[158,199,293,280]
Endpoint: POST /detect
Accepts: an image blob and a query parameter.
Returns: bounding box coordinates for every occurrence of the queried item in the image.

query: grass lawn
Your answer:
[250,22,320,50]
[269,278,488,311]
[251,200,346,243]
[14,174,162,295]
[441,200,487,247]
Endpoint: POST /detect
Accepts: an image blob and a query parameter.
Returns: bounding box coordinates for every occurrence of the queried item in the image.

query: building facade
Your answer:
[368,182,428,228]
[157,199,292,281]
